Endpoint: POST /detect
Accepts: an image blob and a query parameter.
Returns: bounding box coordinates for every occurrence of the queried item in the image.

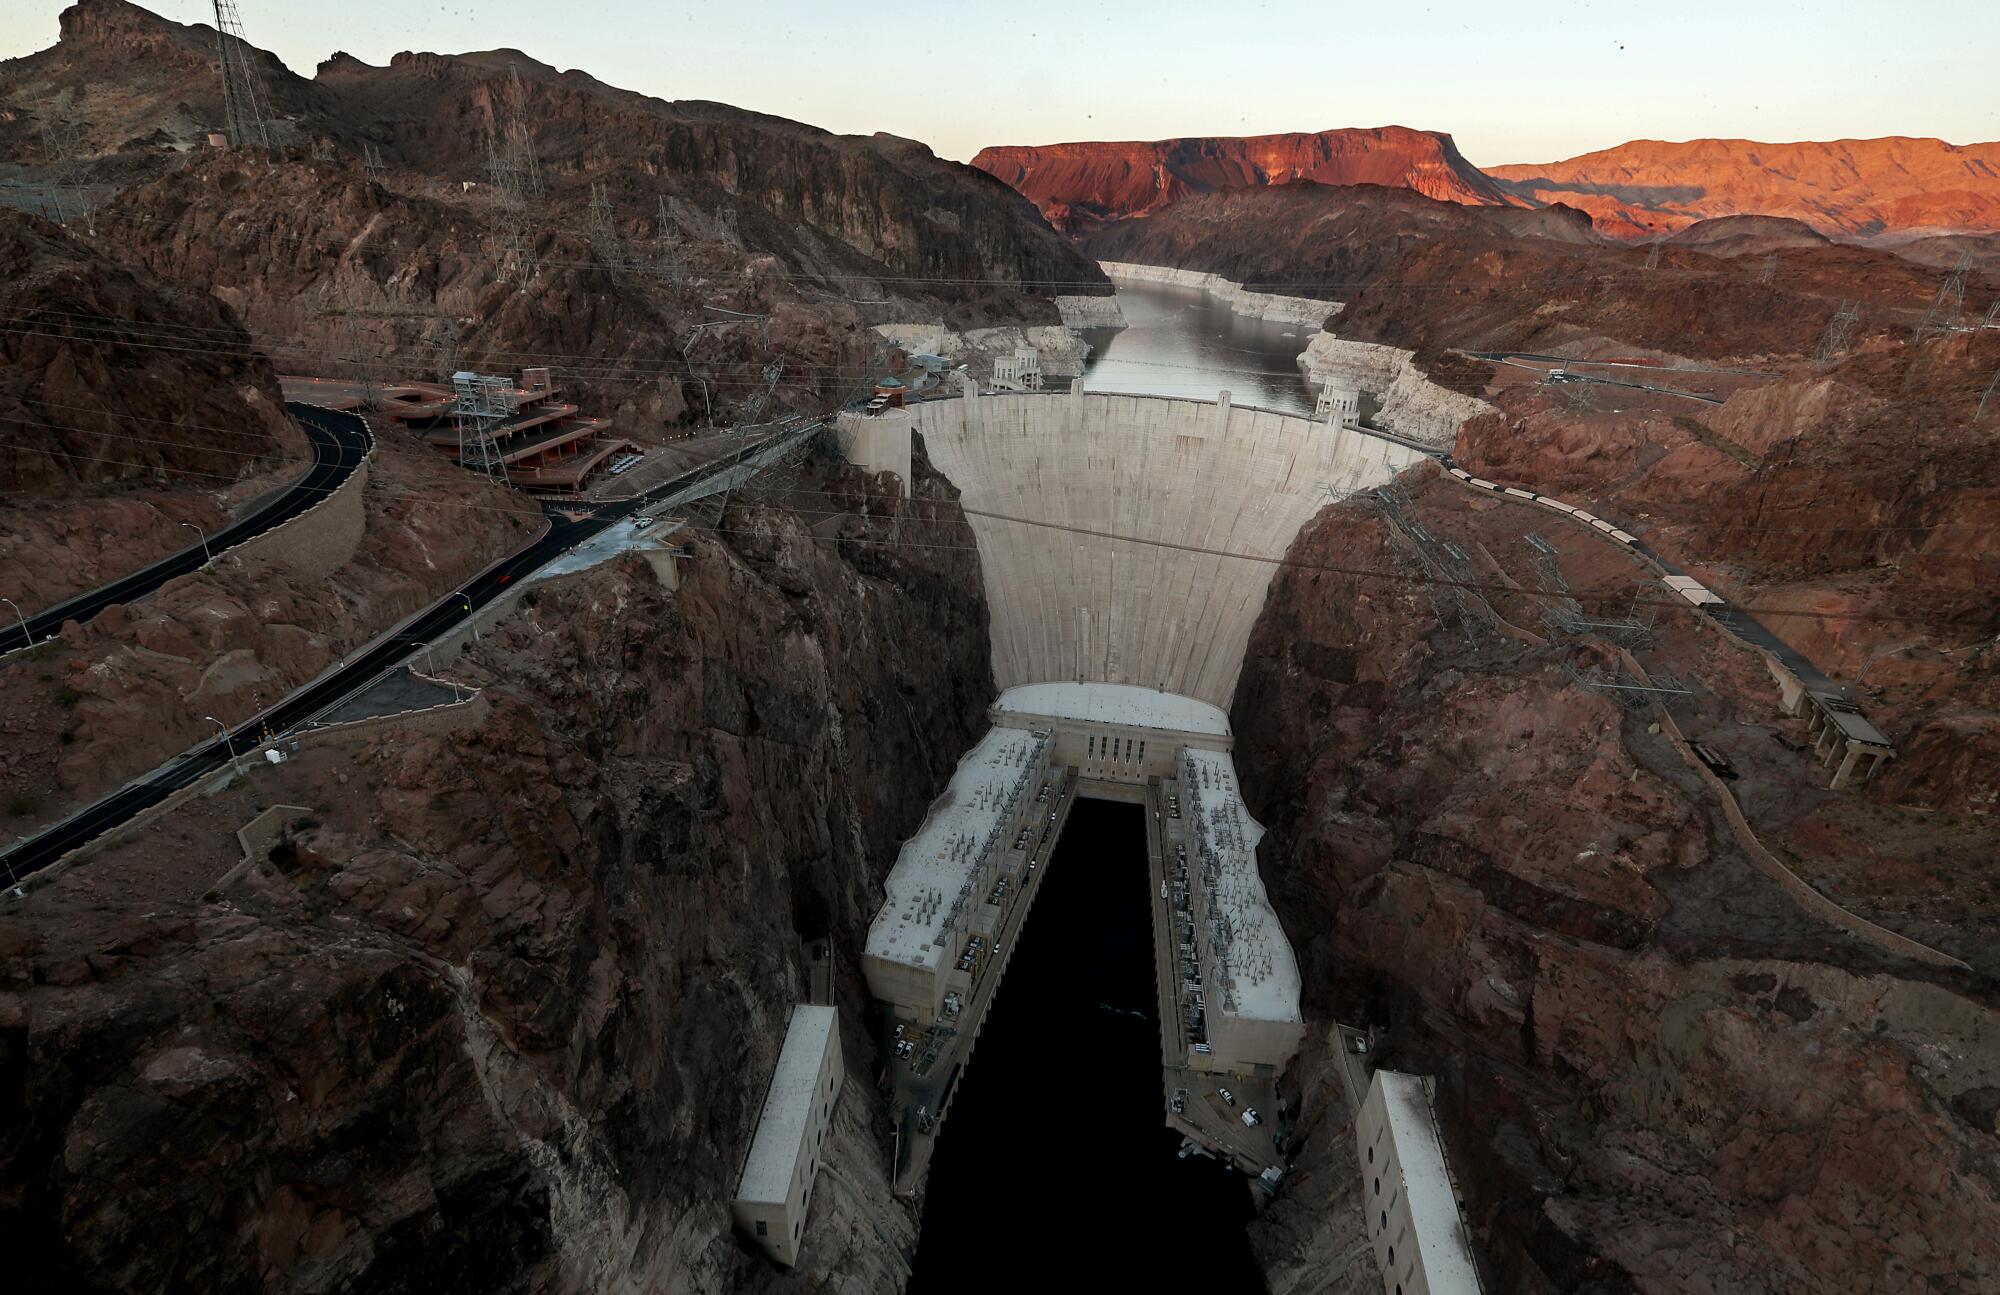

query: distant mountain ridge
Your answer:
[974,127,2000,243]
[970,127,1517,233]
[1488,136,2000,240]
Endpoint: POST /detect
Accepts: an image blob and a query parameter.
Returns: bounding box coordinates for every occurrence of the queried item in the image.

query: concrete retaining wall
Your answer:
[220,451,371,584]
[1099,261,1341,328]
[296,688,489,750]
[905,391,1427,706]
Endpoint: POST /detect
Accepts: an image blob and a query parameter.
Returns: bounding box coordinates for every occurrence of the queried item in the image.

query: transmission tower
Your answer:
[362,142,385,182]
[480,66,545,284]
[426,315,462,381]
[588,183,630,276]
[502,67,544,197]
[1643,241,1662,271]
[1978,367,2000,424]
[654,196,684,280]
[739,358,785,425]
[1811,300,1862,365]
[713,204,740,248]
[211,1,273,151]
[485,134,537,284]
[34,96,94,232]
[1912,250,1973,343]
[1982,299,2000,330]
[1759,254,1777,285]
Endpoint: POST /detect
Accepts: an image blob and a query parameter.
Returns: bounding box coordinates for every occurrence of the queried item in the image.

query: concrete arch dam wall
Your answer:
[902,391,1429,707]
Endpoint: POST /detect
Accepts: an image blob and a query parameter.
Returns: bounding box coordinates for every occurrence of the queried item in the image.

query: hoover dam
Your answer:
[15,7,1995,1291]
[838,384,1430,1217]
[850,388,1427,706]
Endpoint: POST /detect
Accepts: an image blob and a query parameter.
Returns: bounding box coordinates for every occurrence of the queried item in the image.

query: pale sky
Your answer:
[4,0,1995,166]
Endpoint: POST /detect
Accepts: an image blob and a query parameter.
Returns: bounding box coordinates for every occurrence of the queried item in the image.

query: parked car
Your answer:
[1218,1088,1235,1106]
[1241,1108,1262,1127]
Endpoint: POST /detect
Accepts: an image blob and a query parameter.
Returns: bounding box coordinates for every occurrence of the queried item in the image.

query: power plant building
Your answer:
[732,1004,844,1267]
[1358,1070,1482,1295]
[862,726,1055,1025]
[1175,747,1304,1074]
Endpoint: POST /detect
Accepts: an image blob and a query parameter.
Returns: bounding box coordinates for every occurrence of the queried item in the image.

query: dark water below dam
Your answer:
[907,798,1263,1292]
[1078,280,1317,416]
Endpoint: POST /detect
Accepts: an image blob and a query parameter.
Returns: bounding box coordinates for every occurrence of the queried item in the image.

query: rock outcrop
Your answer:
[0,208,301,497]
[972,126,1518,233]
[0,208,306,612]
[1231,474,2000,1292]
[1490,136,2000,241]
[0,446,993,1291]
[4,2,1110,432]
[0,435,538,836]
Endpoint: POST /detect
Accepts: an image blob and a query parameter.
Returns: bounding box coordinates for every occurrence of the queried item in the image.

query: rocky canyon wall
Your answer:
[0,446,995,1292]
[1229,473,2000,1293]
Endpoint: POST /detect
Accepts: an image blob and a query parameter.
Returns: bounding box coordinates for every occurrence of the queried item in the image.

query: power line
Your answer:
[1912,251,1974,344]
[66,194,1976,299]
[9,414,2000,544]
[211,1,274,152]
[1,408,1983,632]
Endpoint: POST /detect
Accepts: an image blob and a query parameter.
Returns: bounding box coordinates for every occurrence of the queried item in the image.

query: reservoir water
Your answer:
[1078,281,1318,416]
[907,798,1263,1292]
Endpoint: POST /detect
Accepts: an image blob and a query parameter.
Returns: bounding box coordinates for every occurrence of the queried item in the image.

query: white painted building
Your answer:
[1316,381,1361,427]
[1177,748,1303,1073]
[989,345,1042,391]
[732,1005,844,1267]
[862,727,1054,1023]
[1357,1070,1482,1295]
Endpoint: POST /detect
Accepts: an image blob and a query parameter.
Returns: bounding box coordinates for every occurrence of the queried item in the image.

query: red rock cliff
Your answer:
[1490,136,2000,240]
[972,126,1519,232]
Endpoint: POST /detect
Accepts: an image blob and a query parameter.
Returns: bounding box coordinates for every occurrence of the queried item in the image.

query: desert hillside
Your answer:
[971,125,1515,233]
[1489,136,2000,239]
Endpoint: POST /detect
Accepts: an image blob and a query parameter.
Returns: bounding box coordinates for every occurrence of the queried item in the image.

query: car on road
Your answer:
[1218,1087,1235,1106]
[1690,741,1740,781]
[1241,1108,1261,1127]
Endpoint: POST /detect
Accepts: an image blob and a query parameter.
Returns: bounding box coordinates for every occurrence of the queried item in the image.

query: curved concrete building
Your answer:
[896,390,1427,706]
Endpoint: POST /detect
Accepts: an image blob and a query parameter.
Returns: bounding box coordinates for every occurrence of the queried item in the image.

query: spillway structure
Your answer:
[851,387,1427,1192]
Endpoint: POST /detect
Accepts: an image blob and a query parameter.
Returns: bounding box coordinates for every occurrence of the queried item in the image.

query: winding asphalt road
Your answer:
[0,404,373,655]
[1,422,808,887]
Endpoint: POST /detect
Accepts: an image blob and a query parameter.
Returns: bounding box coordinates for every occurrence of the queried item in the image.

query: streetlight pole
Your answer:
[182,522,211,564]
[0,596,27,645]
[459,593,478,642]
[206,715,239,774]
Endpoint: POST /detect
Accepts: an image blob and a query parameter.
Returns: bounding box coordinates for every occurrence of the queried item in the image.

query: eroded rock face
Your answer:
[1231,484,2000,1292]
[0,208,301,496]
[972,127,1517,234]
[1489,137,2000,241]
[0,446,992,1291]
[1453,331,2000,814]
